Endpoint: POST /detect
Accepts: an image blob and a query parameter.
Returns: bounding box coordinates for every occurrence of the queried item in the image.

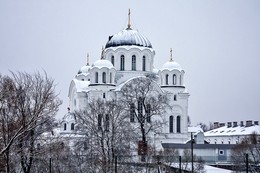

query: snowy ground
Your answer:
[204,165,232,173]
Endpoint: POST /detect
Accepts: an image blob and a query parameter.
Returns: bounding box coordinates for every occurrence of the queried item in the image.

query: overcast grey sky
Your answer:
[0,0,259,125]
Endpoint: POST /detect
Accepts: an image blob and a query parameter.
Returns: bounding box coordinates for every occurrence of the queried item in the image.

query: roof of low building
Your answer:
[204,125,260,137]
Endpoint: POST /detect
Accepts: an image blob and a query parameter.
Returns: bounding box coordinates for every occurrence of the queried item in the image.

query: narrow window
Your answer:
[169,116,173,133]
[71,123,74,130]
[174,95,177,101]
[180,75,182,85]
[173,74,176,85]
[64,123,67,131]
[103,93,106,99]
[120,55,125,71]
[95,72,98,83]
[138,97,143,121]
[98,114,102,130]
[111,55,114,66]
[105,114,109,132]
[110,73,112,83]
[102,72,106,83]
[177,116,181,133]
[146,104,151,123]
[130,103,135,122]
[132,55,136,71]
[166,74,169,85]
[142,56,146,71]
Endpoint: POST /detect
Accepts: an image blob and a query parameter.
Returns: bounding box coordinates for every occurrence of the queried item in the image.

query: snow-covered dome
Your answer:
[78,65,91,74]
[93,59,114,69]
[161,61,182,71]
[105,29,152,48]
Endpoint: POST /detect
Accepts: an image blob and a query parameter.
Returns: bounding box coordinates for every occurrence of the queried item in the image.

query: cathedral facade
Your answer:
[63,11,190,146]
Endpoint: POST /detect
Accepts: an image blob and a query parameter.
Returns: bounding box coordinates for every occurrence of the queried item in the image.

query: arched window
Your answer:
[71,123,74,130]
[130,103,135,122]
[64,123,67,131]
[95,72,98,83]
[111,55,114,66]
[120,55,125,71]
[98,114,102,130]
[103,93,106,99]
[177,116,181,133]
[146,104,151,123]
[142,56,146,71]
[110,73,112,83]
[166,74,169,85]
[180,75,182,85]
[132,55,136,71]
[173,74,176,85]
[169,116,173,133]
[105,114,109,132]
[138,97,143,121]
[102,72,106,83]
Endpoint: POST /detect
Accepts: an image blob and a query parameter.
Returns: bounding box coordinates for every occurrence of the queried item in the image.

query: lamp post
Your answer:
[191,132,194,173]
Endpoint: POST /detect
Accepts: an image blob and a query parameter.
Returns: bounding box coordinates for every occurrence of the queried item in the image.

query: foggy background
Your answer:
[0,0,259,125]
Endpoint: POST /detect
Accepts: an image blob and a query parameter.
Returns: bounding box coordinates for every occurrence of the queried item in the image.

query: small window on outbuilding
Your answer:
[219,150,224,155]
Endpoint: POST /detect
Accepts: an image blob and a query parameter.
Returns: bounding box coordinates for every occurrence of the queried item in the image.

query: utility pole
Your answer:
[191,132,194,173]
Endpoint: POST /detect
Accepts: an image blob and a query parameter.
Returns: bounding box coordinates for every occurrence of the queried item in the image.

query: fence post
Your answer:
[115,156,117,173]
[49,158,52,173]
[179,156,181,173]
[246,153,248,173]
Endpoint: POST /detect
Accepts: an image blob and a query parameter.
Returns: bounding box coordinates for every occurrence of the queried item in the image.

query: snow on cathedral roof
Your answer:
[105,29,152,49]
[78,65,91,74]
[161,61,183,71]
[92,59,114,69]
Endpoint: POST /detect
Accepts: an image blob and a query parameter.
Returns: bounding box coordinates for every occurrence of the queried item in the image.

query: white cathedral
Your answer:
[62,11,190,147]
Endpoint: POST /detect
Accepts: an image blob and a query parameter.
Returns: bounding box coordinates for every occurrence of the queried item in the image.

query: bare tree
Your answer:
[0,72,62,173]
[231,132,260,172]
[119,77,169,158]
[75,98,136,173]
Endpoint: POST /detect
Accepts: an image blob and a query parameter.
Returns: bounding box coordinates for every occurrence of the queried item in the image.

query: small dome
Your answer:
[78,65,91,74]
[93,59,114,69]
[161,61,182,71]
[105,29,152,48]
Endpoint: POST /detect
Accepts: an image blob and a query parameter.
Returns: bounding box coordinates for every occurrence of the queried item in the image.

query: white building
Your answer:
[204,120,260,144]
[62,11,190,146]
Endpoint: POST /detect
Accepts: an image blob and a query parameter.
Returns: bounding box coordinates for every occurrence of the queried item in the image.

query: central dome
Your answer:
[105,29,152,48]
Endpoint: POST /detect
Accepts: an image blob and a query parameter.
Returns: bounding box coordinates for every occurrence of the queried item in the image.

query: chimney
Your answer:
[240,121,244,127]
[214,122,219,129]
[233,121,237,127]
[227,122,232,128]
[254,121,259,125]
[219,123,225,127]
[246,120,252,127]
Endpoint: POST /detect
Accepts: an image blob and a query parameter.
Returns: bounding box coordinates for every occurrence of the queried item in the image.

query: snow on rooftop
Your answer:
[160,61,183,71]
[188,126,204,133]
[92,59,114,69]
[73,79,90,92]
[204,124,260,137]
